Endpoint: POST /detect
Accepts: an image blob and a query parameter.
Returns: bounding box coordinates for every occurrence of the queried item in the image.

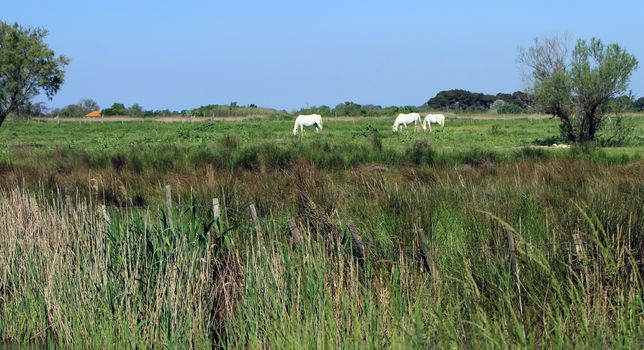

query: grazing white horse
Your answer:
[392,113,421,132]
[293,114,323,135]
[423,113,445,132]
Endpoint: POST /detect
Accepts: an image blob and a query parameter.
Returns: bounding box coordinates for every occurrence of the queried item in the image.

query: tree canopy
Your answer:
[519,36,638,142]
[0,21,68,126]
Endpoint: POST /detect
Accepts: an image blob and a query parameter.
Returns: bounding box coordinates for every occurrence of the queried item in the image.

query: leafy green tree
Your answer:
[605,95,634,113]
[0,21,69,127]
[519,36,638,142]
[102,103,128,116]
[427,89,495,111]
[634,97,644,111]
[50,98,99,117]
[17,101,48,117]
[79,98,99,112]
[128,103,143,117]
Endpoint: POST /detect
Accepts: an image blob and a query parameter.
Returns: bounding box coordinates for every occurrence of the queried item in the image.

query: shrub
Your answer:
[497,102,524,114]
[405,139,434,165]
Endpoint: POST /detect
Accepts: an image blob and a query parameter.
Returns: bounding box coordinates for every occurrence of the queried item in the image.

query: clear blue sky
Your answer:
[4,0,644,111]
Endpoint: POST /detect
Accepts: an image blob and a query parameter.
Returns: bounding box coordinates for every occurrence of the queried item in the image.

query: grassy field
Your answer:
[0,115,642,348]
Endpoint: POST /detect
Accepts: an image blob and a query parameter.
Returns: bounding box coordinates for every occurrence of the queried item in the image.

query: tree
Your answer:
[427,89,495,111]
[17,101,48,117]
[128,103,143,117]
[50,98,99,117]
[102,102,128,116]
[79,98,99,112]
[519,36,638,142]
[632,97,644,112]
[0,21,69,127]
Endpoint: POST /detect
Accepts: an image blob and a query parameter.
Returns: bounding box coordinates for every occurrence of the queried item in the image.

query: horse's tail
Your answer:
[318,116,323,131]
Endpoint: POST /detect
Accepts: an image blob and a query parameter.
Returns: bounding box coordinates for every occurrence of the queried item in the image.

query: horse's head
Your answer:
[293,127,298,136]
[392,124,398,132]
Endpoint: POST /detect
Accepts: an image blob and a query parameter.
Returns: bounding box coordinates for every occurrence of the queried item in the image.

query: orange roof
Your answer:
[85,110,101,117]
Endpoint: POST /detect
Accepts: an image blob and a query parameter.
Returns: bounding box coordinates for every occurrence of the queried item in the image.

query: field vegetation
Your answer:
[0,115,642,348]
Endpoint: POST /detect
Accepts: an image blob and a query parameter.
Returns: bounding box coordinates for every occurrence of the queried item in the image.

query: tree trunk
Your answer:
[558,114,576,142]
[0,112,7,128]
[587,113,598,142]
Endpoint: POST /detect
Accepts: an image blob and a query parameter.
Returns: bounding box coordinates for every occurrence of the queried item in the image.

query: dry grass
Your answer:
[0,156,642,347]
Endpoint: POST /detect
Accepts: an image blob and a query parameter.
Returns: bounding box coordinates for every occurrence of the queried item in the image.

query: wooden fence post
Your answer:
[287,219,302,246]
[165,185,174,229]
[504,225,523,316]
[346,221,366,260]
[249,204,262,236]
[212,198,220,220]
[416,229,441,284]
[572,232,590,290]
[572,233,586,261]
[165,185,172,209]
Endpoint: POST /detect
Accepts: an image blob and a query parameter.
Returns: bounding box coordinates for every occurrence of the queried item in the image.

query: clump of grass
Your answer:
[110,153,126,172]
[405,139,434,165]
[516,146,549,160]
[460,148,499,167]
[220,134,239,150]
[369,133,383,151]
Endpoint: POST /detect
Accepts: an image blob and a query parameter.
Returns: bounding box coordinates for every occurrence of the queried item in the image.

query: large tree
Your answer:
[519,36,638,142]
[0,21,69,127]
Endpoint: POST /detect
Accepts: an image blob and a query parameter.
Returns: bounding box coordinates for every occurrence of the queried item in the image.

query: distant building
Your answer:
[85,110,101,118]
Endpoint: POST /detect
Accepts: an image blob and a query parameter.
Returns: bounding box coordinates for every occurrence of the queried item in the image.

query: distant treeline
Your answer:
[47,101,283,118]
[426,89,644,114]
[30,92,644,118]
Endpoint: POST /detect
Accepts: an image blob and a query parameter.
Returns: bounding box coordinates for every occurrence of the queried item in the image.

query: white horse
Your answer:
[423,113,445,132]
[392,113,421,132]
[293,114,323,135]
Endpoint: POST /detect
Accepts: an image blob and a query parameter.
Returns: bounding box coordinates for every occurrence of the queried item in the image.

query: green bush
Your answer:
[405,139,435,165]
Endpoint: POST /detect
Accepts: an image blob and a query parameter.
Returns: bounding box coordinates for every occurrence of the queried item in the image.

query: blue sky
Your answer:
[4,0,644,110]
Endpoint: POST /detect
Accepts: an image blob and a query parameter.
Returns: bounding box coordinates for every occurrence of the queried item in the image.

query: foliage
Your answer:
[426,89,531,112]
[0,21,69,126]
[497,101,524,114]
[520,36,639,142]
[190,104,280,117]
[632,96,644,111]
[102,102,128,116]
[296,102,419,117]
[0,116,641,347]
[597,116,638,146]
[404,139,434,165]
[0,156,641,347]
[51,98,100,117]
[127,103,143,117]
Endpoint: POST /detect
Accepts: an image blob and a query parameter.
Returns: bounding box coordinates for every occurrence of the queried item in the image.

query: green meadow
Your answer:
[0,115,642,348]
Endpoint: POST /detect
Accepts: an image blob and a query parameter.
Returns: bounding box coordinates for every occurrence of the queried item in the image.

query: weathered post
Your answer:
[346,221,366,260]
[212,198,220,220]
[287,219,302,246]
[504,225,523,315]
[416,228,441,284]
[249,203,262,236]
[165,185,174,229]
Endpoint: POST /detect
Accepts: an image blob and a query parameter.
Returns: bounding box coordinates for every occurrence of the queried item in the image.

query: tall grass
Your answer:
[0,158,641,348]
